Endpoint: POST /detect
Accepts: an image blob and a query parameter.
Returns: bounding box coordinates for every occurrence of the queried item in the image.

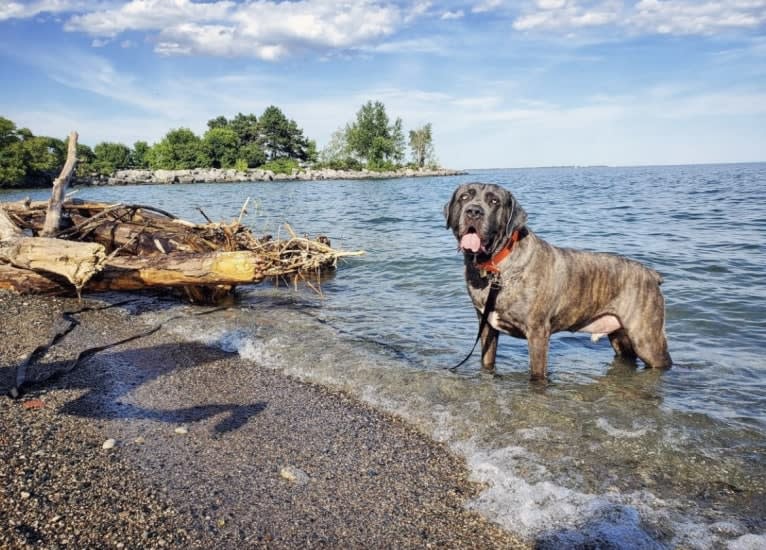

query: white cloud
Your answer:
[64,0,235,37]
[62,0,411,60]
[513,1,619,31]
[0,0,85,21]
[441,9,465,20]
[472,0,505,14]
[513,0,766,35]
[631,0,766,35]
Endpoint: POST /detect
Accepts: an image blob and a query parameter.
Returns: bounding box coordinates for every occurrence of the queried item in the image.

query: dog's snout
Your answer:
[464,204,484,220]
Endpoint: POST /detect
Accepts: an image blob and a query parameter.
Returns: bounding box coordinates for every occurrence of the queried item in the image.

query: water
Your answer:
[3,163,765,547]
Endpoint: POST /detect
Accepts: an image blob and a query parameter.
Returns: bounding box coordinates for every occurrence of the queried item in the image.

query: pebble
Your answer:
[102,438,117,450]
[280,466,309,485]
[174,426,188,435]
[20,491,31,499]
[134,436,146,445]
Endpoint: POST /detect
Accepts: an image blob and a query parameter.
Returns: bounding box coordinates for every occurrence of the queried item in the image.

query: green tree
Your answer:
[230,113,259,146]
[257,106,292,160]
[150,128,209,170]
[238,142,266,168]
[0,116,20,147]
[93,142,131,175]
[391,117,405,164]
[408,123,434,168]
[0,117,24,185]
[130,140,151,168]
[203,126,239,168]
[0,142,26,186]
[345,101,403,169]
[207,115,229,131]
[75,143,96,178]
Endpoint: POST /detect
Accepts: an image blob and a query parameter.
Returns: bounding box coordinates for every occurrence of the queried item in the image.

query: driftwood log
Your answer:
[0,134,362,304]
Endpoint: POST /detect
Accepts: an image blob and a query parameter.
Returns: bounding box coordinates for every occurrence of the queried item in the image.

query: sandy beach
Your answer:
[0,291,525,548]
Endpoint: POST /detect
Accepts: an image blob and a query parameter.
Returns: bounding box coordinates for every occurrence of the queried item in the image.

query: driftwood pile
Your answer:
[0,132,362,304]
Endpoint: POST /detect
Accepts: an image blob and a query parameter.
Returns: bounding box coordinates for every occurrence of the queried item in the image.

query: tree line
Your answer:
[0,101,436,188]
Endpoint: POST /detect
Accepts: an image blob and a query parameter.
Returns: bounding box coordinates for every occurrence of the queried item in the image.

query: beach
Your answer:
[0,291,525,548]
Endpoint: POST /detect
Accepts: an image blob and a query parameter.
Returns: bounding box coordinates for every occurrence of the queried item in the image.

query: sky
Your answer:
[1,1,765,169]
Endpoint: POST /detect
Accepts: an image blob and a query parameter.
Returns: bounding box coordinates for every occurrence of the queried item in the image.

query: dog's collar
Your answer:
[476,229,521,276]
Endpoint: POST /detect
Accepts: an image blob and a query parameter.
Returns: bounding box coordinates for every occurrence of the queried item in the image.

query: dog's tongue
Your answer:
[460,233,482,253]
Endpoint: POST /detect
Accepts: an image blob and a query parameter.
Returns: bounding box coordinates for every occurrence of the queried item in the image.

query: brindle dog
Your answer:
[445,182,671,380]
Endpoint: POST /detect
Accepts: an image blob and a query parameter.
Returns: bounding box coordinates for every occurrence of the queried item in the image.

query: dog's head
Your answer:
[444,182,527,259]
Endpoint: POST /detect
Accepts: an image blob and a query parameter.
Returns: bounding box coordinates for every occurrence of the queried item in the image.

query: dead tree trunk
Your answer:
[41,131,78,237]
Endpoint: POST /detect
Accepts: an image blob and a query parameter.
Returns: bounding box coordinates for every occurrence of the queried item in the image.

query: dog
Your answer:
[445,182,671,380]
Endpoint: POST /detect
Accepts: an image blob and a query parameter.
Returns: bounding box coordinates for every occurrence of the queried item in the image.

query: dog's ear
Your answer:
[444,187,462,230]
[503,191,528,237]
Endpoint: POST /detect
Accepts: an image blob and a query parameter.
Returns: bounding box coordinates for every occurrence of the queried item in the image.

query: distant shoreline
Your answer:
[74,166,467,187]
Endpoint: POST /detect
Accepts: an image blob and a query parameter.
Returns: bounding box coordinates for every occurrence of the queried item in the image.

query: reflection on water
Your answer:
[3,163,765,547]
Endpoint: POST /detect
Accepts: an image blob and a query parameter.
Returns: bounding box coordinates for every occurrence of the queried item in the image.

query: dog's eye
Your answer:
[460,193,470,201]
[489,197,500,205]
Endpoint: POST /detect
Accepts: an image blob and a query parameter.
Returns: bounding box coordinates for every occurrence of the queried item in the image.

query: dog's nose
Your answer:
[464,205,484,219]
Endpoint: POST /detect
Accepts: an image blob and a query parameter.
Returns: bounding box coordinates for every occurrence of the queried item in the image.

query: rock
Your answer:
[279,466,309,485]
[134,436,145,445]
[76,166,467,186]
[102,438,117,450]
[20,491,31,499]
[174,426,188,435]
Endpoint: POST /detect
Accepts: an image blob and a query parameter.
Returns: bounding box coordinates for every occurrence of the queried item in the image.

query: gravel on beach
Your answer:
[0,291,526,549]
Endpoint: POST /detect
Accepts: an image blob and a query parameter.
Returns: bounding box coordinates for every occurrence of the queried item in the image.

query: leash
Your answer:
[447,226,524,372]
[448,276,502,371]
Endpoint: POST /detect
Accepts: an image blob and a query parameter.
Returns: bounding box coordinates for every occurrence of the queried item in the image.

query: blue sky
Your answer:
[1,1,765,168]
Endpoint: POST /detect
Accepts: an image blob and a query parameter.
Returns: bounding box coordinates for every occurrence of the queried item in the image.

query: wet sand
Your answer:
[0,291,526,548]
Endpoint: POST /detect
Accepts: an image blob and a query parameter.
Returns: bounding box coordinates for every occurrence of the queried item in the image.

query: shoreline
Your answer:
[78,166,468,187]
[0,291,525,548]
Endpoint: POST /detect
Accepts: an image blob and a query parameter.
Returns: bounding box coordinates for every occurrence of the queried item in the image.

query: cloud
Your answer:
[513,1,619,31]
[441,10,465,20]
[631,0,766,35]
[64,0,235,37]
[472,0,505,14]
[61,0,414,60]
[0,0,86,21]
[512,0,766,35]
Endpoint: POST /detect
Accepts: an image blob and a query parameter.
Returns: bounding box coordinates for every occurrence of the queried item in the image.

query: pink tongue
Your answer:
[460,233,482,253]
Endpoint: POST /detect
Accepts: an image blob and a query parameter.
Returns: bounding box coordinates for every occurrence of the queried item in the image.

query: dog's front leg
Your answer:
[477,310,499,371]
[527,327,550,381]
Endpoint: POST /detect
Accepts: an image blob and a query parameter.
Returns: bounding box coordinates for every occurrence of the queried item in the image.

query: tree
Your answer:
[75,143,96,178]
[93,142,131,175]
[130,141,151,168]
[150,128,209,170]
[0,116,19,147]
[207,115,229,131]
[345,100,403,169]
[391,117,406,164]
[229,113,259,146]
[203,126,239,168]
[408,123,434,168]
[257,106,292,160]
[238,142,266,168]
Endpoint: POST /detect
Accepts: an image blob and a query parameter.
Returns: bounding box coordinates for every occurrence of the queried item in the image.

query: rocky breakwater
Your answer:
[80,167,466,186]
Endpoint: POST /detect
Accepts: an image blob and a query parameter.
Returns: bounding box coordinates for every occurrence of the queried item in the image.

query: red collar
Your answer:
[476,229,521,275]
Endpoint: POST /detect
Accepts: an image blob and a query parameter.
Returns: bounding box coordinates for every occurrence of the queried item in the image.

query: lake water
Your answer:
[3,163,765,548]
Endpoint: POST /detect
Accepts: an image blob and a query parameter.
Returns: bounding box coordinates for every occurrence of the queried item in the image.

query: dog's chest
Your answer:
[466,277,526,337]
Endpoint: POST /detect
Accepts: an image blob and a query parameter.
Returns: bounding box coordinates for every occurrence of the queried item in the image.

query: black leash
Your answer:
[448,277,501,371]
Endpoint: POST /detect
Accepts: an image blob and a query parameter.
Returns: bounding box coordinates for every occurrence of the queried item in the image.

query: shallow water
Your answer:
[3,163,765,547]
